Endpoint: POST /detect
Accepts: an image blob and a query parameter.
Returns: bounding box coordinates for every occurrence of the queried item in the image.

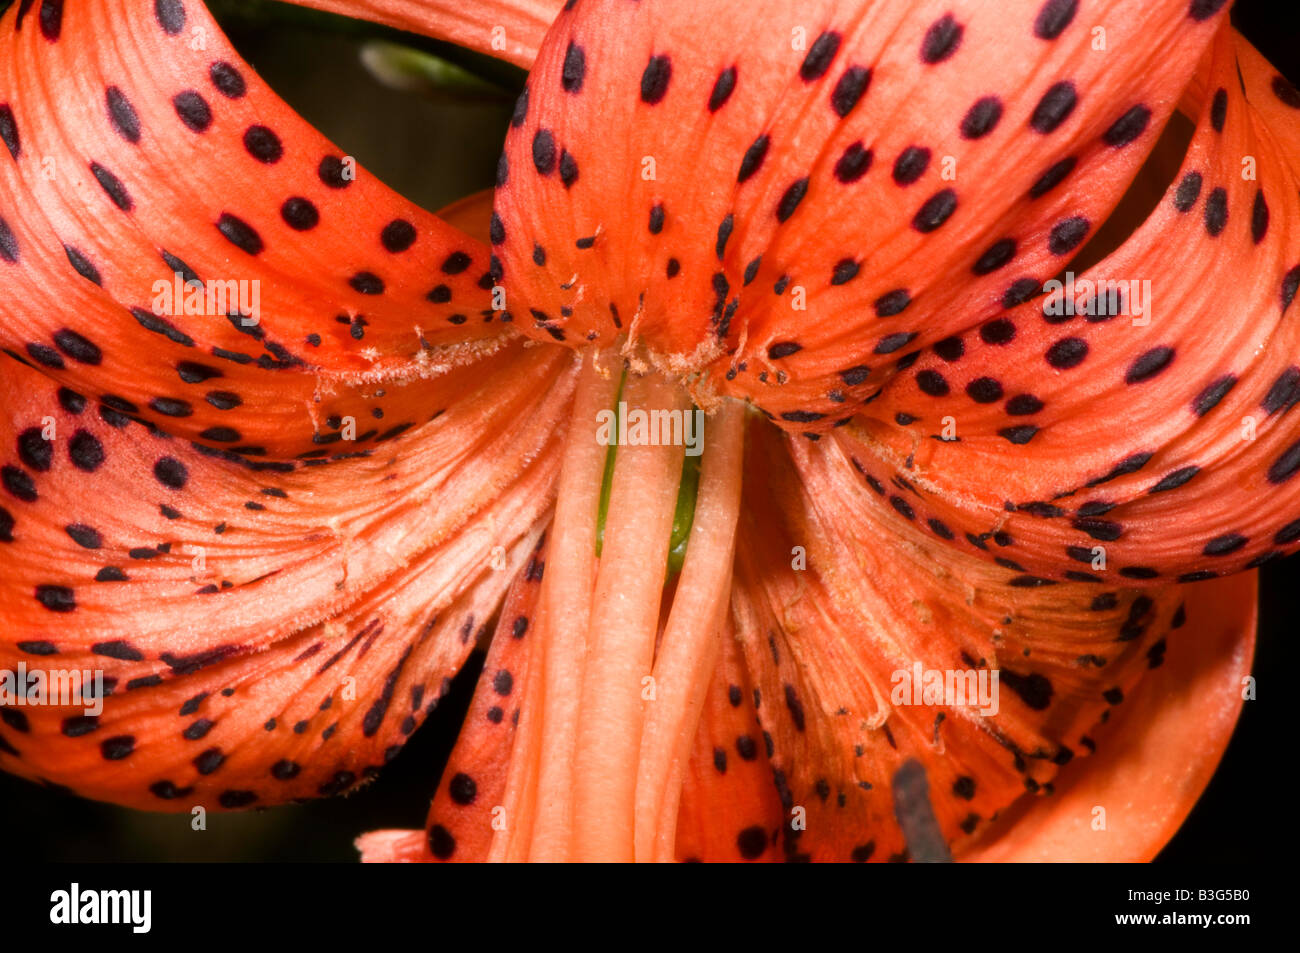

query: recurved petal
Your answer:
[962,571,1255,861]
[0,524,538,810]
[0,343,577,809]
[708,417,1252,861]
[674,626,784,863]
[843,23,1300,584]
[492,0,1230,422]
[417,540,547,862]
[0,0,506,459]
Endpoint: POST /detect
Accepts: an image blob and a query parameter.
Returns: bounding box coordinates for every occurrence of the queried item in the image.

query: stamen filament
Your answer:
[527,349,620,861]
[570,371,687,861]
[634,399,745,862]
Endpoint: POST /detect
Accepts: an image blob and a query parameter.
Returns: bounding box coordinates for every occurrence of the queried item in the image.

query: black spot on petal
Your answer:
[640,55,672,104]
[892,146,930,185]
[90,162,133,211]
[834,141,872,183]
[242,124,283,163]
[800,32,842,81]
[708,67,737,112]
[1030,81,1077,133]
[1188,0,1229,22]
[960,96,1003,139]
[561,42,586,93]
[1204,187,1228,237]
[216,213,262,255]
[0,104,20,158]
[831,66,871,117]
[1125,346,1174,384]
[913,189,957,232]
[155,0,186,35]
[921,14,963,64]
[1034,0,1078,39]
[1103,105,1151,147]
[105,87,142,144]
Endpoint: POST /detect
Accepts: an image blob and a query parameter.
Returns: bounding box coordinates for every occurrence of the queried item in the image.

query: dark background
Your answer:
[2,0,1297,862]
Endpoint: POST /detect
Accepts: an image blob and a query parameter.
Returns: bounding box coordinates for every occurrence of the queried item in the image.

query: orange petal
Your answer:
[0,0,505,459]
[355,828,430,863]
[703,416,1251,861]
[418,537,548,862]
[493,0,1228,419]
[674,625,783,863]
[289,0,566,69]
[962,571,1256,861]
[0,343,577,809]
[849,23,1300,583]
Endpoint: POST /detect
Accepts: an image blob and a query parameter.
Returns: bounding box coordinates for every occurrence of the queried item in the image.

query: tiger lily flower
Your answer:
[0,0,1291,863]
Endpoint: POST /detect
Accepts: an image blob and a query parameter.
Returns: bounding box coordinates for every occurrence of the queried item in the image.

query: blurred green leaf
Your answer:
[360,40,510,102]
